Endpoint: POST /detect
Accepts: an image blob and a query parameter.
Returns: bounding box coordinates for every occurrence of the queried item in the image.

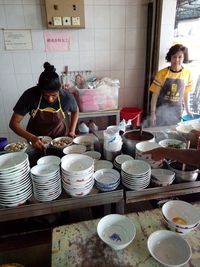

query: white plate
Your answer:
[63,144,87,155]
[83,151,101,160]
[37,155,61,165]
[121,160,151,176]
[94,160,113,171]
[0,152,28,172]
[31,164,59,177]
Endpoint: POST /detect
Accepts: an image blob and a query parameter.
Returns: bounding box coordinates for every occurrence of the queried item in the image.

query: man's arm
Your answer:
[144,147,200,168]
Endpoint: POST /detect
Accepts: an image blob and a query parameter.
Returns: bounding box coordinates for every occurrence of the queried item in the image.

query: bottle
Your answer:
[88,120,98,133]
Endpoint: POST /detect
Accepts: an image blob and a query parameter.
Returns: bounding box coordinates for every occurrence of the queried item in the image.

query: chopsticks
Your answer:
[182,140,190,171]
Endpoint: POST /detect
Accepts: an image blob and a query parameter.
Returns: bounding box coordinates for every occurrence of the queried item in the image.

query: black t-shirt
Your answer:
[13,86,78,116]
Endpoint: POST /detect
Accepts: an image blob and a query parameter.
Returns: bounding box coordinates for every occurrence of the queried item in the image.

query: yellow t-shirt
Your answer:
[149,67,193,95]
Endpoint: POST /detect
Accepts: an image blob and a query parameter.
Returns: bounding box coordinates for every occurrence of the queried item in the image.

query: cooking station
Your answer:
[0,124,200,223]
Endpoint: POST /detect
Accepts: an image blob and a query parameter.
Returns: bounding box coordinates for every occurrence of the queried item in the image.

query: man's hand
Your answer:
[30,136,46,151]
[68,131,76,138]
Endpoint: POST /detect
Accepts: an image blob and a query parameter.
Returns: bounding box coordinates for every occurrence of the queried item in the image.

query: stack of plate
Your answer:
[94,168,120,192]
[114,154,134,170]
[31,164,61,202]
[121,159,151,190]
[0,152,32,207]
[61,154,94,197]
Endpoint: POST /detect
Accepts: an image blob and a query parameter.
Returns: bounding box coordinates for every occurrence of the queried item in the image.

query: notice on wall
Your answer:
[4,30,32,50]
[44,30,70,51]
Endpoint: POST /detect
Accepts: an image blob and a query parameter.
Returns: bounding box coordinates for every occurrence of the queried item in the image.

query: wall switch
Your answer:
[53,16,62,26]
[63,17,71,26]
[72,16,80,26]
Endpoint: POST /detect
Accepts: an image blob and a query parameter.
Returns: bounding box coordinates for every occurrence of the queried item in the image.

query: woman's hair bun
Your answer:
[43,62,56,72]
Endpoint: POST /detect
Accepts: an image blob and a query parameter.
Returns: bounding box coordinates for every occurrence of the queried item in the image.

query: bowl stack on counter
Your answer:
[30,162,61,202]
[121,159,151,190]
[113,154,134,171]
[61,154,95,197]
[162,200,200,235]
[0,152,32,207]
[93,168,120,192]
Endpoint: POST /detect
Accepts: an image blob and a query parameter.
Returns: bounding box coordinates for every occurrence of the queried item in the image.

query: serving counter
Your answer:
[51,202,200,267]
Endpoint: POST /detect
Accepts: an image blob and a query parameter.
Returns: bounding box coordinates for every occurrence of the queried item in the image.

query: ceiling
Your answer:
[176,0,200,21]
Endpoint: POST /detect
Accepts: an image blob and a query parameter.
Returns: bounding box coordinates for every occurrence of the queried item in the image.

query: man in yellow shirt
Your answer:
[149,44,193,126]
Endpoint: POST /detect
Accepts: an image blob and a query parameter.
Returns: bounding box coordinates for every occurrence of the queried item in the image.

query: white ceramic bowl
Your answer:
[159,139,186,149]
[73,135,97,150]
[97,214,136,250]
[63,144,87,154]
[162,200,200,229]
[4,142,28,153]
[147,230,191,267]
[151,169,175,186]
[37,155,61,166]
[51,136,73,149]
[163,216,199,235]
[121,159,151,176]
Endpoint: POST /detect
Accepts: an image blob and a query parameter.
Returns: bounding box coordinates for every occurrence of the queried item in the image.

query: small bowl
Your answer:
[4,142,28,153]
[163,216,199,235]
[162,200,200,229]
[83,151,101,160]
[97,214,136,250]
[147,230,191,266]
[151,168,175,186]
[159,139,186,149]
[73,135,97,150]
[51,136,73,149]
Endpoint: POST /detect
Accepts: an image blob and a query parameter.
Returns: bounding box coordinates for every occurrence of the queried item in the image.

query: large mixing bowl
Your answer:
[168,161,199,183]
[122,130,155,157]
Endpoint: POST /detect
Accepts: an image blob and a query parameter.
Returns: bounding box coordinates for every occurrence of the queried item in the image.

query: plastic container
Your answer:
[0,137,8,151]
[182,114,200,121]
[120,107,143,126]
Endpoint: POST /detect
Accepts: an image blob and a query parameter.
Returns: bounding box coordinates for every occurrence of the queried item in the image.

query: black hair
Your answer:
[165,44,189,63]
[38,62,61,91]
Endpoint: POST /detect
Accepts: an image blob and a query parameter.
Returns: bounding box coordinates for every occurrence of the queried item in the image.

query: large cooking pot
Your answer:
[168,161,199,183]
[122,130,155,156]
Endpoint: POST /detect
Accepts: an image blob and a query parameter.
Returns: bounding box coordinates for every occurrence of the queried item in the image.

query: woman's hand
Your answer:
[68,131,76,138]
[30,136,46,151]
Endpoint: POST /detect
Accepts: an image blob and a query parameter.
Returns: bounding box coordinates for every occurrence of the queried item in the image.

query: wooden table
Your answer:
[52,202,200,267]
[0,188,124,223]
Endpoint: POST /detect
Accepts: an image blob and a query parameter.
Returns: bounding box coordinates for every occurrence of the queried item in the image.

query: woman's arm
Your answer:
[144,147,200,167]
[9,112,45,150]
[68,106,79,138]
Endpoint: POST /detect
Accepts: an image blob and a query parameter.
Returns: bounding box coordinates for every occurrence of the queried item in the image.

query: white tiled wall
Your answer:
[0,0,148,142]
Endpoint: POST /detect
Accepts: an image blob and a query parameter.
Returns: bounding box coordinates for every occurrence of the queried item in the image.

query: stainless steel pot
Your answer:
[122,130,155,156]
[168,161,199,183]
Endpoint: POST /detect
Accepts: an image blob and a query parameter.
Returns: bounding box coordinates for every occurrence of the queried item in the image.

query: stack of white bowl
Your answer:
[61,154,94,197]
[0,152,32,207]
[135,141,163,168]
[121,159,151,190]
[31,164,61,202]
[114,154,134,170]
[94,168,120,192]
[162,200,200,235]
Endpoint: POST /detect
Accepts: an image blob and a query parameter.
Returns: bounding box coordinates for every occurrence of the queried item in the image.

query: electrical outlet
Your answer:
[53,17,62,26]
[63,17,71,26]
[72,17,80,26]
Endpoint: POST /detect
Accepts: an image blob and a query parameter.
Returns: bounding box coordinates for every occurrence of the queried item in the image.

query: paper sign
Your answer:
[44,30,70,51]
[4,30,32,50]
